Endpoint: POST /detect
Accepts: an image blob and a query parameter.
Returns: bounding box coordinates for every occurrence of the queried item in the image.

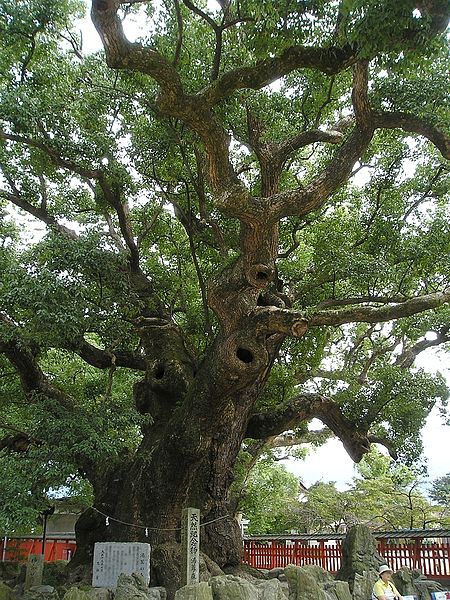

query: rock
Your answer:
[210,574,259,599]
[63,588,93,600]
[0,581,16,600]
[284,565,328,600]
[0,562,21,585]
[253,578,287,599]
[283,565,351,600]
[114,573,166,600]
[392,567,443,600]
[62,586,114,600]
[351,571,376,600]
[22,584,59,600]
[328,580,352,600]
[335,526,383,593]
[174,582,213,599]
[89,589,113,600]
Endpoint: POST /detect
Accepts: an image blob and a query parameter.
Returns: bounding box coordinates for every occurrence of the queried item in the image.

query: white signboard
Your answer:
[92,542,150,588]
[431,593,450,600]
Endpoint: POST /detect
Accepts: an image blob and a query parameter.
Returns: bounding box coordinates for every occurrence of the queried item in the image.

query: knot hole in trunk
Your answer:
[236,347,253,363]
[246,263,274,288]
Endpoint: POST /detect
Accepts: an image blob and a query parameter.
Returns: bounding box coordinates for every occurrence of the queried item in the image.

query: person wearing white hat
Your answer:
[372,565,403,600]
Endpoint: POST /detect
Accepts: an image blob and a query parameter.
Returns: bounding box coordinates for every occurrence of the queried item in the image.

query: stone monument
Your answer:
[181,508,200,587]
[92,542,151,588]
[24,554,44,590]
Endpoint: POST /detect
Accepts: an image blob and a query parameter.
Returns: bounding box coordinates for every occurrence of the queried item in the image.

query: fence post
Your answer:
[414,538,421,571]
[320,541,327,570]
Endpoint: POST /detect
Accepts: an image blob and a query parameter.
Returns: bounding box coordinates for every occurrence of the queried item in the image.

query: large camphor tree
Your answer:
[1,0,450,590]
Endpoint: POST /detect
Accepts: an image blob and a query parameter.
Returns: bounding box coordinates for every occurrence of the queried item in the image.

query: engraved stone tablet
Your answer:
[25,554,44,590]
[181,508,200,586]
[92,542,150,588]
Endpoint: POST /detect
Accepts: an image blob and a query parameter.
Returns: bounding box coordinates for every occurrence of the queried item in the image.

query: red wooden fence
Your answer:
[2,535,449,581]
[0,537,76,562]
[242,539,450,579]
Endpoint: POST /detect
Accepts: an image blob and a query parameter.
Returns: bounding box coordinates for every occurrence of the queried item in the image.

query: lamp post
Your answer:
[41,506,55,557]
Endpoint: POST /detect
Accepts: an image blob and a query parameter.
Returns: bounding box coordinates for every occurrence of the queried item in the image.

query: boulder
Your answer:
[335,526,383,594]
[174,582,213,600]
[114,573,166,600]
[351,570,376,600]
[62,586,113,600]
[392,567,444,600]
[284,565,351,600]
[210,574,259,599]
[22,585,59,600]
[62,588,93,600]
[253,578,287,599]
[0,581,16,600]
[285,565,332,600]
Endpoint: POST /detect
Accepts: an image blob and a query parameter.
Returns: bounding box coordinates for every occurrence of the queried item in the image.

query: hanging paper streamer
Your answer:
[105,516,110,526]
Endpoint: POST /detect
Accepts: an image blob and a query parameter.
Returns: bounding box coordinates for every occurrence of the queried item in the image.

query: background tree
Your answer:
[1,0,450,594]
[294,450,450,533]
[429,473,450,507]
[236,456,300,535]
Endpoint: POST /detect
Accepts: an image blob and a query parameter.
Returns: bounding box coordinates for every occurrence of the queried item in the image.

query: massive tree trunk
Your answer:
[71,289,285,587]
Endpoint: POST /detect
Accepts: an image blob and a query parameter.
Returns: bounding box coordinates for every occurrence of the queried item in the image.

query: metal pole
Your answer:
[2,535,7,562]
[41,514,48,556]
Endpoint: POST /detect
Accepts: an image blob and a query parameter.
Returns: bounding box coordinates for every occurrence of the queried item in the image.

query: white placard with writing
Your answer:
[92,542,150,588]
[431,593,450,600]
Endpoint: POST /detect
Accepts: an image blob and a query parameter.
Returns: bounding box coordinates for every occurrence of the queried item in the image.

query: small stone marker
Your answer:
[181,507,200,587]
[92,542,150,588]
[24,554,44,590]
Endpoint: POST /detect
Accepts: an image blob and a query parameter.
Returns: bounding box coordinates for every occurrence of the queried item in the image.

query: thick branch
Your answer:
[394,326,450,368]
[309,290,450,327]
[71,338,146,371]
[246,393,370,462]
[267,62,374,220]
[0,189,79,240]
[201,44,357,106]
[91,0,183,99]
[367,434,399,460]
[374,112,450,160]
[0,337,75,410]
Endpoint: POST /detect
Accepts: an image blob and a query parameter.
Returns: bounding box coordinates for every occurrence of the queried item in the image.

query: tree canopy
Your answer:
[245,450,450,535]
[0,0,449,588]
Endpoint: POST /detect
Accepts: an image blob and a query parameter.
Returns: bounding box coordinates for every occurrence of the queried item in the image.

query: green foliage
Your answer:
[0,0,449,538]
[238,457,300,534]
[429,473,450,507]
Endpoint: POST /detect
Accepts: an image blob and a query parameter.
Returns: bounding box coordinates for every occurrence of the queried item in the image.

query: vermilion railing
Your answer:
[1,535,449,580]
[0,537,76,562]
[242,539,450,579]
